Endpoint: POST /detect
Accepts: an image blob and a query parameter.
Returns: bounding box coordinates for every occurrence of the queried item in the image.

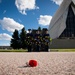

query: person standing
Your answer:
[26,31,33,52]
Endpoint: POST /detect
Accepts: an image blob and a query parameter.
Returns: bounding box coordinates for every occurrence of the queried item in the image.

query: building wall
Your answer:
[59,3,75,38]
[50,39,75,49]
[48,0,72,39]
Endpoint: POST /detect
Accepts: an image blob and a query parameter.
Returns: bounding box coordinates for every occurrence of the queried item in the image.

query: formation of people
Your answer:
[26,30,50,52]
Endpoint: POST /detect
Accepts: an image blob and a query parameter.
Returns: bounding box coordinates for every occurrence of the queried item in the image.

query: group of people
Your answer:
[26,30,50,52]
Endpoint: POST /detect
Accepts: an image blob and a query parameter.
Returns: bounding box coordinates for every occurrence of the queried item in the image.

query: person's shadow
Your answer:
[18,63,31,68]
[18,65,30,68]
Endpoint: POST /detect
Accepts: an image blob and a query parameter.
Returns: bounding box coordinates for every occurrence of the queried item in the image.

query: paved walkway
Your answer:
[0,52,75,75]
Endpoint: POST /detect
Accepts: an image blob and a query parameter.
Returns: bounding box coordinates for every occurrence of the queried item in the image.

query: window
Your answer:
[59,3,75,38]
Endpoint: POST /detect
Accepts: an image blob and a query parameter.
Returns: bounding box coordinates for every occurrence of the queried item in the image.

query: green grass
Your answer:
[0,49,28,52]
[50,49,75,52]
[0,49,75,52]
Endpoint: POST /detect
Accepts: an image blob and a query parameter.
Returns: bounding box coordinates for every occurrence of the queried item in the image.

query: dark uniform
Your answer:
[26,30,50,52]
[42,33,50,52]
[33,32,40,52]
[45,34,50,52]
[26,33,33,52]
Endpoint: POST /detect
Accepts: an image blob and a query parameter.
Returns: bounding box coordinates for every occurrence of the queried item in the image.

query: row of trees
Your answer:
[10,27,27,49]
[10,27,46,49]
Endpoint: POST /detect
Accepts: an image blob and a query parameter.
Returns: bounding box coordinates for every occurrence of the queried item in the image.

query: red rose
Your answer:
[29,60,38,67]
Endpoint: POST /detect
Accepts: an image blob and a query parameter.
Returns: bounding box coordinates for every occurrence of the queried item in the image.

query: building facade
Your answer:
[49,0,75,39]
[59,2,75,38]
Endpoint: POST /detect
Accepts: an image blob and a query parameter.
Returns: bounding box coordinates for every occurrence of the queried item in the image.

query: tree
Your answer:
[10,29,20,49]
[20,27,27,49]
[38,27,41,31]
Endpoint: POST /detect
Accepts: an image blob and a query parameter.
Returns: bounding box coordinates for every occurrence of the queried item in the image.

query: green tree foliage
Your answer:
[20,27,27,49]
[10,29,20,49]
[38,26,41,31]
[10,27,50,51]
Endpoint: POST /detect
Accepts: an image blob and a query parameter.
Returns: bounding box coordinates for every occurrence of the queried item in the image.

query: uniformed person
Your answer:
[42,30,50,52]
[34,30,40,52]
[26,32,33,52]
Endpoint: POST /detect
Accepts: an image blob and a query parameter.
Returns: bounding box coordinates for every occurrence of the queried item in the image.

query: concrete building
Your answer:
[49,0,75,49]
[49,0,75,39]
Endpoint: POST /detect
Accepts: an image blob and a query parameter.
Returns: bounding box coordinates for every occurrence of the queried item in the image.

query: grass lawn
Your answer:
[0,49,75,52]
[50,49,75,52]
[0,49,28,52]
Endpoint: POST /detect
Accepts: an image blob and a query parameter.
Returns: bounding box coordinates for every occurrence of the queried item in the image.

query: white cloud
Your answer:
[38,15,52,26]
[0,17,24,32]
[15,0,39,15]
[0,33,12,40]
[51,0,63,5]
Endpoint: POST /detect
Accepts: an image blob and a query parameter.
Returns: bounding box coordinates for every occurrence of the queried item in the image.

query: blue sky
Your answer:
[0,0,63,46]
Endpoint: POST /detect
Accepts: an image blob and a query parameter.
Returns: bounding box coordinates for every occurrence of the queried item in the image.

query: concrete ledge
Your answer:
[50,39,75,49]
